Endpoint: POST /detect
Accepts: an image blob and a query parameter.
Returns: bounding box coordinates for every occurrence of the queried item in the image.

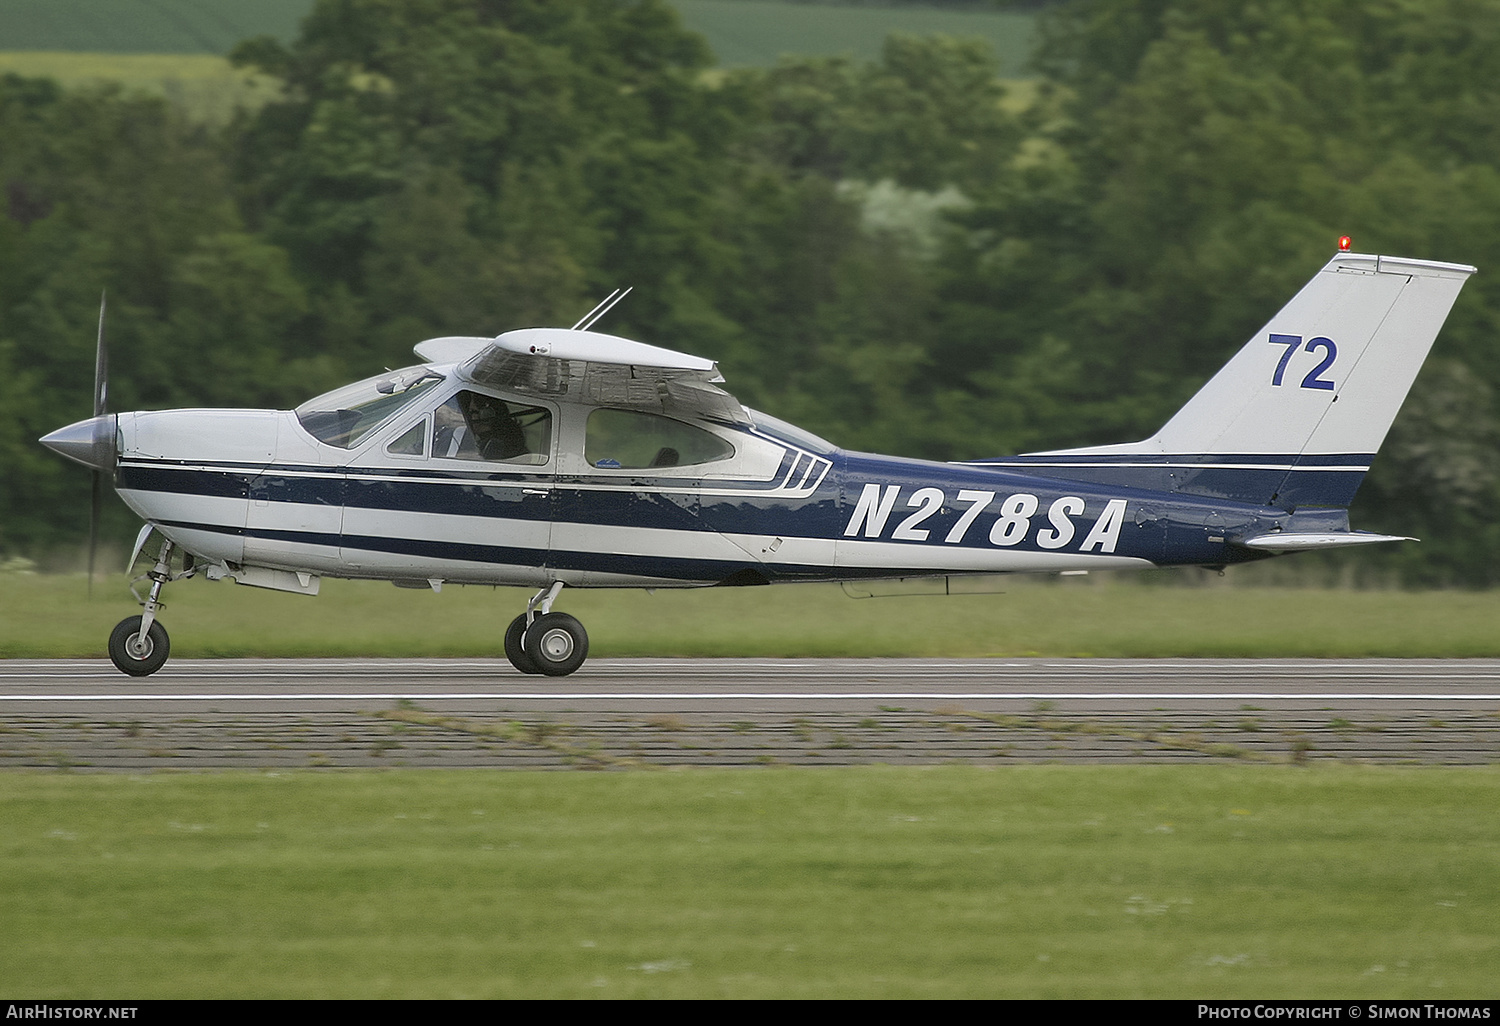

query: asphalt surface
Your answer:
[2,658,1498,769]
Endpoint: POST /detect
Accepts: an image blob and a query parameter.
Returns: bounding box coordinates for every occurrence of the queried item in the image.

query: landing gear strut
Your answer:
[505,582,589,677]
[108,537,190,677]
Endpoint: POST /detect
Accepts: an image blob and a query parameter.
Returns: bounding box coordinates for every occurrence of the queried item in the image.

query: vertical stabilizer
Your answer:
[1025,253,1476,508]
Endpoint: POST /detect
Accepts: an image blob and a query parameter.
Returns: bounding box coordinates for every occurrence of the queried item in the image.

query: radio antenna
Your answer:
[571,286,632,331]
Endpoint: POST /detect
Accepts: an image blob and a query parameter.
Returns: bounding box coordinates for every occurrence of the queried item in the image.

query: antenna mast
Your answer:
[571,287,633,331]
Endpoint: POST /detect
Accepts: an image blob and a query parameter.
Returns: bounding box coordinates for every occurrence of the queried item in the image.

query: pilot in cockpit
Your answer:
[433,391,547,463]
[463,392,528,460]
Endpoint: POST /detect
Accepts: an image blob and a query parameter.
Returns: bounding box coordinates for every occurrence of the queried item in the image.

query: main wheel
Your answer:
[522,612,589,677]
[108,615,170,677]
[504,613,540,675]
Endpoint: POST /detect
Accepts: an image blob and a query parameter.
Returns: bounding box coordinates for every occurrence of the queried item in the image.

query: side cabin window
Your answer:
[386,417,429,458]
[432,391,551,465]
[585,408,734,469]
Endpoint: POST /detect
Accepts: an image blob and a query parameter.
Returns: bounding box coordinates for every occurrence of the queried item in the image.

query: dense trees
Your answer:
[1006,0,1500,580]
[4,0,1500,583]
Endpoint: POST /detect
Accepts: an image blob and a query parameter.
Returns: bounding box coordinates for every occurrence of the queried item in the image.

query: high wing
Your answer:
[413,328,750,425]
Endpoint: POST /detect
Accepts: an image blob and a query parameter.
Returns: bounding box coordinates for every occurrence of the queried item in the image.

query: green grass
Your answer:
[675,0,1036,70]
[0,0,309,54]
[0,3,1036,126]
[0,52,279,123]
[6,571,1500,660]
[0,1,1036,71]
[1,765,1495,997]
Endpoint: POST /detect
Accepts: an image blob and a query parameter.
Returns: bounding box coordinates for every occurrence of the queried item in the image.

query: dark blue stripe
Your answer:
[118,464,247,498]
[121,460,842,533]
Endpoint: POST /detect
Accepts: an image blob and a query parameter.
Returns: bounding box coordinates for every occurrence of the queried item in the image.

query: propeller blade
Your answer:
[93,290,107,418]
[89,472,103,598]
[88,291,107,597]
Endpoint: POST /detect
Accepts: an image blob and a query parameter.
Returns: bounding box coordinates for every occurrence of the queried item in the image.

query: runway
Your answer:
[7,656,1500,707]
[2,658,1498,769]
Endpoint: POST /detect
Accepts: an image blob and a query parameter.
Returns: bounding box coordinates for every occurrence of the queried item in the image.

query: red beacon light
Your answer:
[1338,235,1353,252]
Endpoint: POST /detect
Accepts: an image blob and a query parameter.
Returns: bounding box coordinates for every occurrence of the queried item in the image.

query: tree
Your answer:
[961,0,1500,579]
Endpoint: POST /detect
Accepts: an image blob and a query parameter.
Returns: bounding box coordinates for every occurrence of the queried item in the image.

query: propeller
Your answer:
[88,291,108,597]
[38,290,121,596]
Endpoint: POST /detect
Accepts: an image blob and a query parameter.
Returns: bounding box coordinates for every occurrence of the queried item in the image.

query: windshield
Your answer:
[295,366,445,448]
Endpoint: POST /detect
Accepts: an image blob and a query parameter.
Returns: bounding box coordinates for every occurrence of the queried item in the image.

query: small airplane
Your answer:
[41,244,1474,677]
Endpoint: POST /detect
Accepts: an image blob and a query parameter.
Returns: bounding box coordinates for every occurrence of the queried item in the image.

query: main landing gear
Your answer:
[505,582,589,677]
[108,537,191,677]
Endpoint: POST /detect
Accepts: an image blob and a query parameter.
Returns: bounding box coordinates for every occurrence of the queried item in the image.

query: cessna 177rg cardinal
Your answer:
[41,248,1475,677]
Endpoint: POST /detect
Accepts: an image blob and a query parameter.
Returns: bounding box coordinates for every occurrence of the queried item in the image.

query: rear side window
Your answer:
[585,409,734,469]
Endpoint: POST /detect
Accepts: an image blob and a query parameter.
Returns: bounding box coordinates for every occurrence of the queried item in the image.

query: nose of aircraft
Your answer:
[40,414,117,472]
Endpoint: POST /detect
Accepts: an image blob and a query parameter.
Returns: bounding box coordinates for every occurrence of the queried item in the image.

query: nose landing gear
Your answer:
[108,537,191,677]
[504,582,589,677]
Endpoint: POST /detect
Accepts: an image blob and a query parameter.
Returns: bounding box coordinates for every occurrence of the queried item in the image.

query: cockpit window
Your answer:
[433,391,551,465]
[387,418,428,457]
[585,408,734,469]
[296,366,444,448]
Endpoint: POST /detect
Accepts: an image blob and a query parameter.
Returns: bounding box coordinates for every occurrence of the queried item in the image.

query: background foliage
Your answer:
[2,0,1498,584]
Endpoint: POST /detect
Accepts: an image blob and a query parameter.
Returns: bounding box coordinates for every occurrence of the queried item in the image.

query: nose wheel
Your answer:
[505,584,589,677]
[108,615,170,677]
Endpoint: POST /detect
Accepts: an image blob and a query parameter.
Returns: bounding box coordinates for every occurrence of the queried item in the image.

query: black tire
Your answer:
[522,612,589,677]
[108,615,170,677]
[504,613,540,675]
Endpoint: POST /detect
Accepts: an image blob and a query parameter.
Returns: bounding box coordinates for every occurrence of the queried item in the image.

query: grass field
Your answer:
[0,0,309,53]
[0,0,1036,70]
[2,765,1496,998]
[0,51,277,123]
[5,569,1500,660]
[0,2,1035,127]
[675,0,1035,70]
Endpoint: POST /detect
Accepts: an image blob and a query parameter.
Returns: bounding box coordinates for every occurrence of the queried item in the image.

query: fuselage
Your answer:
[94,360,1295,593]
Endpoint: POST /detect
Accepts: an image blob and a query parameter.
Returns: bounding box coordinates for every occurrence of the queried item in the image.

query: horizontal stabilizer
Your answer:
[1235,532,1416,552]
